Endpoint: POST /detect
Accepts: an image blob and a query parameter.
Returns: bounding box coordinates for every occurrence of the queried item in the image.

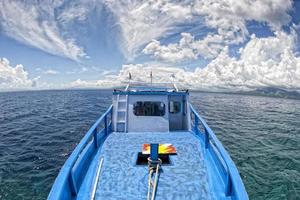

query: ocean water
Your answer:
[0,90,299,200]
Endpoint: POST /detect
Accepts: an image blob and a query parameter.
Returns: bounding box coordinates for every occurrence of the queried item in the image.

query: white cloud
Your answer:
[0,1,87,61]
[43,69,59,75]
[57,1,93,24]
[104,0,195,60]
[0,58,37,90]
[101,70,117,76]
[191,30,300,90]
[201,30,300,90]
[0,1,298,91]
[72,30,300,90]
[1,0,293,63]
[193,0,292,31]
[143,0,293,62]
[143,32,224,62]
[67,78,120,89]
[0,0,293,63]
[81,67,88,72]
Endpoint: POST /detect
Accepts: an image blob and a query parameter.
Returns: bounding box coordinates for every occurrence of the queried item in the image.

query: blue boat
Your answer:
[48,84,248,200]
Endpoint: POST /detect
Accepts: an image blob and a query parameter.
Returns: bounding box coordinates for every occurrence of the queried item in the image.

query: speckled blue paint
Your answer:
[96,132,212,200]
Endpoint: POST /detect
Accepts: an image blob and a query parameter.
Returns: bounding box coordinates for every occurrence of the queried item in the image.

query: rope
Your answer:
[147,167,154,200]
[147,158,162,200]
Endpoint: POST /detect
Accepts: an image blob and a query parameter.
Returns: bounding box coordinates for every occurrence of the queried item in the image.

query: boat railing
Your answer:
[48,105,113,200]
[117,81,182,92]
[190,105,248,199]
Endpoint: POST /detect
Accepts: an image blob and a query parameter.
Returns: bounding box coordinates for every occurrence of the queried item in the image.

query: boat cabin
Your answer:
[112,84,190,132]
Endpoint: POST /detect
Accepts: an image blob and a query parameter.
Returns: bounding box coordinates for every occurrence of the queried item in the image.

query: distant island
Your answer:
[239,87,300,100]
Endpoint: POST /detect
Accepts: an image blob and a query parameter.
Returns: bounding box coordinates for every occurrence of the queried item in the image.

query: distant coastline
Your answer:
[1,87,300,100]
[196,87,300,100]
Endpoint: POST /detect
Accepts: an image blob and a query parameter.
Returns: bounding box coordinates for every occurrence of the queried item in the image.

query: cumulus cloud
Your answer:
[191,34,300,90]
[143,0,293,62]
[143,32,224,62]
[68,78,120,89]
[0,0,87,61]
[0,58,37,90]
[72,30,300,90]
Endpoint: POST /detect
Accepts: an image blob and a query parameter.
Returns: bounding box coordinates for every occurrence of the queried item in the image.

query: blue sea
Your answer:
[0,90,299,200]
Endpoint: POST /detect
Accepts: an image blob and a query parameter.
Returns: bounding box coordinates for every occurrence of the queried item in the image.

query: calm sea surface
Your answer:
[0,90,299,200]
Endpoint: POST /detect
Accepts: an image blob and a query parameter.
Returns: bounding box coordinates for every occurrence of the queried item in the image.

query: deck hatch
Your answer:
[136,152,172,165]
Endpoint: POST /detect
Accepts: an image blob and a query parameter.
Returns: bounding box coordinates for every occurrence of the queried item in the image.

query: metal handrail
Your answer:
[190,105,231,193]
[90,157,104,200]
[48,105,113,199]
[70,105,112,170]
[190,104,248,199]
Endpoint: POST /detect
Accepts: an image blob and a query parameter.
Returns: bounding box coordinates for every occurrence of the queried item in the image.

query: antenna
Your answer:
[170,73,178,91]
[125,72,131,91]
[150,70,153,88]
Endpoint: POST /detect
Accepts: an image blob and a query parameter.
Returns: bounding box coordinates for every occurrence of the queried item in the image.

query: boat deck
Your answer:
[77,131,218,200]
[48,105,248,200]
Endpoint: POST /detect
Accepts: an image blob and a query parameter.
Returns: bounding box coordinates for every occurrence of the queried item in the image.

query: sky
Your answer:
[0,0,300,91]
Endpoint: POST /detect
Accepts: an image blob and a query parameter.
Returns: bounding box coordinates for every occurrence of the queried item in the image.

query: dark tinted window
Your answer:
[134,101,165,116]
[169,101,181,114]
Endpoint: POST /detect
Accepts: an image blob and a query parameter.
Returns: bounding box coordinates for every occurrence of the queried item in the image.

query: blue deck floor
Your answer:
[91,131,213,200]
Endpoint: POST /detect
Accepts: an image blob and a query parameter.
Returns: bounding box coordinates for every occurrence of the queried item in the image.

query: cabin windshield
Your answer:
[133,101,165,116]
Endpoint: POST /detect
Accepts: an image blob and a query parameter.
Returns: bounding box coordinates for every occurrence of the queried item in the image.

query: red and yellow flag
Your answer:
[142,143,176,154]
